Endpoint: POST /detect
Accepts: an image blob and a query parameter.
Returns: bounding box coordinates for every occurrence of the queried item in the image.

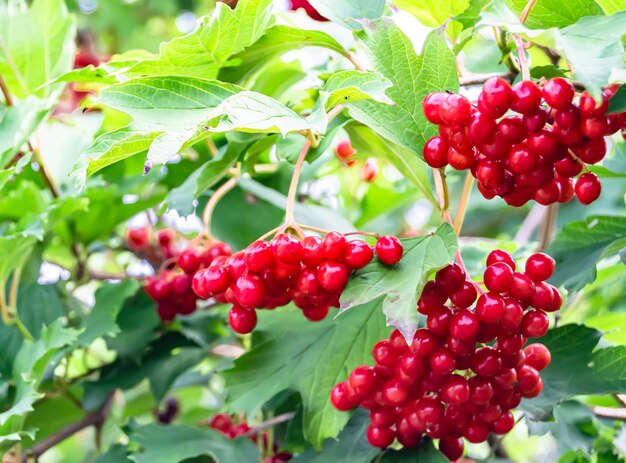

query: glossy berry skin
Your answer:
[320,232,347,260]
[335,139,355,159]
[439,437,464,461]
[542,78,575,110]
[349,366,378,396]
[228,305,257,334]
[449,309,479,341]
[481,77,513,117]
[376,236,403,265]
[476,292,506,324]
[330,383,357,411]
[127,227,150,250]
[492,411,515,434]
[429,347,456,375]
[520,310,550,338]
[487,249,516,270]
[244,241,274,273]
[511,80,542,114]
[317,261,350,292]
[344,240,374,269]
[367,426,395,448]
[234,274,266,308]
[440,375,470,404]
[435,263,465,294]
[449,280,477,308]
[273,233,303,264]
[423,136,449,168]
[178,248,201,274]
[422,92,448,125]
[484,262,514,293]
[301,236,323,266]
[524,343,551,371]
[575,172,602,205]
[525,253,555,282]
[440,94,472,125]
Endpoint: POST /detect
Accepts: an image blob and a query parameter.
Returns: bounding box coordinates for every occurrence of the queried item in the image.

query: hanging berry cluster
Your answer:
[330,250,559,461]
[142,229,232,321]
[423,77,626,206]
[208,414,293,463]
[192,232,403,334]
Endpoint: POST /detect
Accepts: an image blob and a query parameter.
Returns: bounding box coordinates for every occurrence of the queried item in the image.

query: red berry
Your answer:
[575,172,601,205]
[234,274,267,308]
[435,263,465,294]
[145,277,170,301]
[517,364,541,392]
[370,408,395,427]
[375,236,403,265]
[440,94,472,125]
[439,437,464,461]
[525,253,555,282]
[484,262,514,293]
[127,227,150,250]
[476,292,506,324]
[157,229,174,248]
[481,77,513,117]
[302,305,329,321]
[520,309,549,337]
[178,248,201,274]
[429,347,456,375]
[335,140,355,159]
[343,240,374,269]
[542,78,574,110]
[524,343,551,371]
[469,376,494,404]
[509,144,538,174]
[382,379,409,405]
[366,426,395,448]
[348,365,378,396]
[509,272,536,301]
[273,233,303,264]
[244,241,274,273]
[228,305,257,334]
[580,116,608,139]
[498,116,527,144]
[320,232,347,260]
[468,112,497,145]
[410,329,438,357]
[493,367,517,390]
[193,266,230,297]
[449,280,478,308]
[579,91,609,117]
[487,249,516,270]
[423,92,448,125]
[415,397,444,428]
[511,80,542,114]
[423,136,449,168]
[316,260,349,292]
[464,419,490,443]
[441,375,470,404]
[330,382,357,411]
[523,109,548,132]
[373,340,397,367]
[500,297,524,333]
[471,347,502,376]
[301,235,323,266]
[447,147,476,170]
[576,138,607,164]
[449,309,479,340]
[492,411,515,434]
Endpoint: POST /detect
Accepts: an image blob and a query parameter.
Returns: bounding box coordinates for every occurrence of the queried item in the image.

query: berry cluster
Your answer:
[335,139,380,182]
[423,78,626,206]
[192,232,403,334]
[330,250,559,461]
[209,414,293,463]
[144,235,232,321]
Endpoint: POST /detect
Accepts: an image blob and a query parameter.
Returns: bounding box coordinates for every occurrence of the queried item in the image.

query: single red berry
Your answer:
[193,266,231,297]
[439,436,464,461]
[487,249,516,270]
[426,306,452,336]
[520,309,550,337]
[330,382,357,411]
[449,280,478,308]
[480,77,513,117]
[511,80,542,114]
[509,144,538,174]
[575,172,601,205]
[415,397,444,429]
[370,408,396,428]
[492,411,515,434]
[524,343,551,371]
[440,94,472,125]
[493,367,517,390]
[375,236,403,265]
[382,379,409,405]
[522,108,548,132]
[544,286,563,312]
[468,112,497,145]
[127,227,150,250]
[272,233,303,264]
[372,340,397,367]
[517,364,541,392]
[435,263,465,294]
[244,241,274,273]
[302,305,329,322]
[509,272,536,301]
[447,146,476,170]
[301,235,323,266]
[422,92,448,125]
[228,305,257,334]
[464,419,490,443]
[576,138,607,165]
[335,140,355,159]
[580,116,608,139]
[316,260,350,292]
[498,116,527,144]
[542,77,574,110]
[429,347,456,375]
[348,365,378,396]
[178,248,201,274]
[500,297,524,333]
[320,232,347,260]
[484,262,514,293]
[525,253,555,282]
[423,136,449,168]
[479,133,511,160]
[469,376,494,405]
[449,309,479,340]
[157,229,174,248]
[145,277,171,301]
[410,329,438,357]
[555,156,584,177]
[476,292,506,324]
[555,105,581,130]
[440,374,470,404]
[366,426,395,448]
[343,240,374,269]
[472,347,502,376]
[233,274,267,308]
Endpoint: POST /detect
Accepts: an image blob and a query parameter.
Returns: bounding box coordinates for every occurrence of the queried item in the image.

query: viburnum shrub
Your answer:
[2,0,626,462]
[423,78,626,206]
[331,251,559,459]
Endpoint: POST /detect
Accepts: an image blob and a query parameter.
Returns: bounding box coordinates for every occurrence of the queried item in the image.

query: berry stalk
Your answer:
[284,139,312,229]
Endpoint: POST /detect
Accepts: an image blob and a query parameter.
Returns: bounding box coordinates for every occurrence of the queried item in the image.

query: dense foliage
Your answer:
[1,0,626,461]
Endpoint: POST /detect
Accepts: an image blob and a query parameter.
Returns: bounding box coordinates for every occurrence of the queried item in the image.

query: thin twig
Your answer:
[537,204,558,251]
[0,73,14,106]
[284,140,311,226]
[27,393,115,460]
[202,176,239,236]
[242,412,297,437]
[592,406,626,421]
[453,172,474,236]
[514,204,547,243]
[519,0,538,24]
[346,53,366,72]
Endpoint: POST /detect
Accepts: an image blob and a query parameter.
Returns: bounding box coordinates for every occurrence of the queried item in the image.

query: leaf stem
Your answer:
[0,73,14,106]
[345,53,366,72]
[202,176,239,237]
[284,139,311,226]
[519,0,538,24]
[433,168,449,212]
[513,35,530,81]
[453,172,474,236]
[537,203,558,251]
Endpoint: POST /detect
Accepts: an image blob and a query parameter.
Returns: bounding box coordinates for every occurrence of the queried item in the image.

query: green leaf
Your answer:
[0,0,76,98]
[127,0,274,79]
[340,224,458,340]
[76,280,141,348]
[530,64,569,80]
[95,444,133,463]
[223,301,390,448]
[595,0,626,14]
[345,123,437,206]
[349,22,459,157]
[380,439,447,462]
[0,97,51,166]
[607,83,626,114]
[547,215,626,292]
[557,12,626,98]
[71,127,159,185]
[307,0,386,29]
[292,409,378,462]
[205,91,311,135]
[0,321,78,449]
[321,70,392,109]
[127,423,260,463]
[504,0,604,29]
[17,283,65,339]
[164,135,254,215]
[522,324,626,418]
[99,77,240,130]
[220,25,347,82]
[52,65,118,85]
[393,0,470,27]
